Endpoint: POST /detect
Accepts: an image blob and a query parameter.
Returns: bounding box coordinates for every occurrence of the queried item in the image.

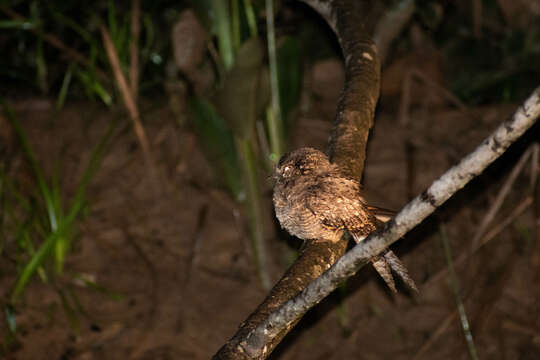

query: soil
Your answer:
[1,51,540,360]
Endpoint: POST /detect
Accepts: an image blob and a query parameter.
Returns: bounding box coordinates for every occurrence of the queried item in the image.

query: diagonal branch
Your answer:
[213,1,382,359]
[240,86,540,358]
[100,25,154,173]
[213,0,417,358]
[213,1,540,359]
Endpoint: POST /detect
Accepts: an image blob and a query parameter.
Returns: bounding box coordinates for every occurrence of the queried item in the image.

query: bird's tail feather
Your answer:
[383,249,418,292]
[371,256,397,293]
[353,232,418,293]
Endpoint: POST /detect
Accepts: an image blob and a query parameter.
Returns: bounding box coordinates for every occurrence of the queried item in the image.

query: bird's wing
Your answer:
[305,176,377,237]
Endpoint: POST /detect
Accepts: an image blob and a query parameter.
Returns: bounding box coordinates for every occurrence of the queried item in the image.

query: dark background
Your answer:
[1,0,540,359]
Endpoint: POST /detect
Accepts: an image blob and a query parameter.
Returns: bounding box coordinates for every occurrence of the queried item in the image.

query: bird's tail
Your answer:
[370,249,418,293]
[371,254,397,292]
[353,224,418,293]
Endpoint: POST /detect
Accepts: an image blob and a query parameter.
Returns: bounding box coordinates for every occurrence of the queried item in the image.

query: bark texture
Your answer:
[213,1,384,358]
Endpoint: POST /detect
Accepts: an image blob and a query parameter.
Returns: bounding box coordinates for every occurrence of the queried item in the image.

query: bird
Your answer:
[272,147,417,293]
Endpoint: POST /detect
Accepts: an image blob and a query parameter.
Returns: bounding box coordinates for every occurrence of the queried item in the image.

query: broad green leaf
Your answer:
[215,37,267,139]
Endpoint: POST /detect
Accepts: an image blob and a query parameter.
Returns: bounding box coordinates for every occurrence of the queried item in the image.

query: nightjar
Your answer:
[273,147,417,292]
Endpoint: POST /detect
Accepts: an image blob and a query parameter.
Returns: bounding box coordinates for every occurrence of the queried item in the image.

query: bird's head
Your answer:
[274,147,331,184]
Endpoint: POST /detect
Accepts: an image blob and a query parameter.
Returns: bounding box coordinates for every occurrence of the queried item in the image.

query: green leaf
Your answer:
[2,100,58,233]
[5,304,17,334]
[76,69,113,106]
[56,63,74,110]
[212,0,234,70]
[0,20,35,29]
[215,37,266,139]
[11,230,57,302]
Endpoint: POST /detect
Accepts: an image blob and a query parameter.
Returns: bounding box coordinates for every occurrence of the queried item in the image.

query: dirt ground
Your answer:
[2,51,540,360]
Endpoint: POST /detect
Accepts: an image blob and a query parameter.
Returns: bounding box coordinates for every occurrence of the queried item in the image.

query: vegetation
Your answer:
[0,0,538,358]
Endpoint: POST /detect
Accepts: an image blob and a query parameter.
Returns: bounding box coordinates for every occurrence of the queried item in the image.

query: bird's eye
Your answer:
[283,165,291,177]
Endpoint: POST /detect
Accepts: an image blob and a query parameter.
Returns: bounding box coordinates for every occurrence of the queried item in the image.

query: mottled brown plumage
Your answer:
[273,147,417,293]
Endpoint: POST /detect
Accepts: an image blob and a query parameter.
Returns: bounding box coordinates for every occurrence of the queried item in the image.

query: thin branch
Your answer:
[373,0,415,64]
[439,224,479,360]
[100,25,154,174]
[470,144,534,249]
[239,86,540,358]
[427,196,533,287]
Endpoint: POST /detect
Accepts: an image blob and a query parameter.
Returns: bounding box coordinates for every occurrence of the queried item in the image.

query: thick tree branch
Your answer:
[213,1,383,359]
[239,86,540,358]
[213,0,540,357]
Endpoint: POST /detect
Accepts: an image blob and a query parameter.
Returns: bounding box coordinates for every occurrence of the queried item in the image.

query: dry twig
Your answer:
[100,25,155,175]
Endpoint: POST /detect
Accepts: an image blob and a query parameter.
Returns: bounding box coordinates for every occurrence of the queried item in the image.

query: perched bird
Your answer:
[272,147,417,293]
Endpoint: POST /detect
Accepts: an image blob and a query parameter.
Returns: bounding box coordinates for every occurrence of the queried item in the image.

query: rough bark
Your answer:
[212,0,540,358]
[231,87,540,358]
[213,0,384,358]
[213,240,347,359]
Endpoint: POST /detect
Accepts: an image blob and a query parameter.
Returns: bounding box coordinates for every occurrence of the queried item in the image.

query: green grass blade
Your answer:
[55,120,115,274]
[235,137,270,289]
[11,231,57,302]
[231,0,241,52]
[4,304,16,334]
[265,0,284,158]
[0,20,35,29]
[440,224,479,360]
[35,37,47,92]
[242,0,257,38]
[212,0,234,71]
[51,159,66,274]
[75,70,113,106]
[2,100,58,232]
[56,63,74,110]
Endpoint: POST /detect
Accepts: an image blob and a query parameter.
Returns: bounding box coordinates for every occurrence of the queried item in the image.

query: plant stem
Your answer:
[235,137,271,289]
[243,0,258,37]
[439,224,479,360]
[265,0,284,159]
[212,0,234,71]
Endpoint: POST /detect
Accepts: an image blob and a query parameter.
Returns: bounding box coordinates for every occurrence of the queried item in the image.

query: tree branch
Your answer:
[213,0,385,358]
[239,85,540,358]
[214,1,540,359]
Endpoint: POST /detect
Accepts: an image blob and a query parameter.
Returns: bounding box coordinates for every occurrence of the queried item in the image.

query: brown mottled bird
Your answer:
[273,147,417,293]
